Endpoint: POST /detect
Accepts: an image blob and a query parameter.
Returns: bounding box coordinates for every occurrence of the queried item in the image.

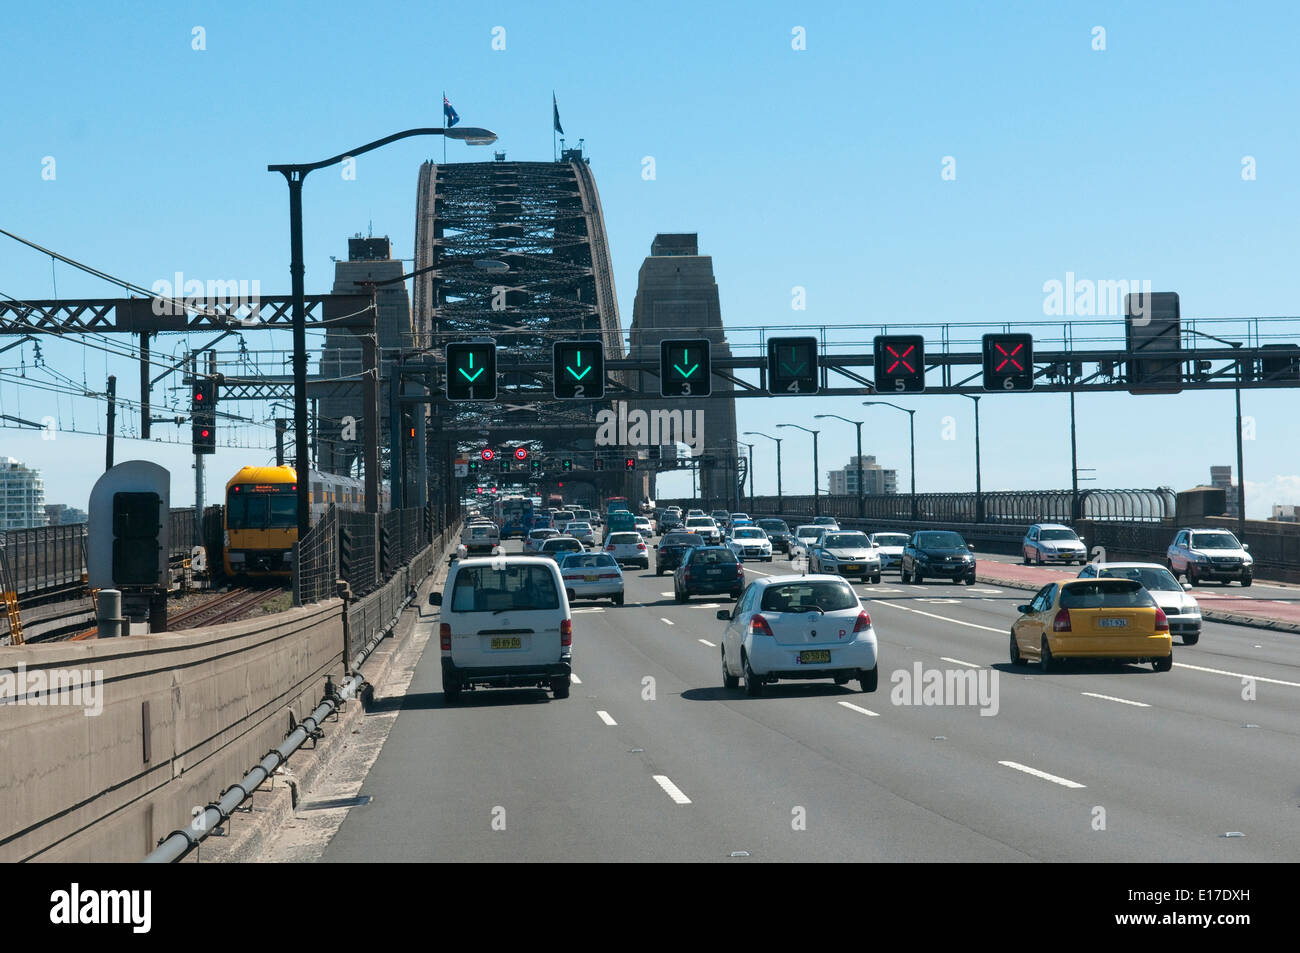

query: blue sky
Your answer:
[1,1,1298,516]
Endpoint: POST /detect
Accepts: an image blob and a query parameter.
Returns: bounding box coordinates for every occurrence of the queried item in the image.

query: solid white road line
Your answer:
[940,656,982,669]
[596,710,617,726]
[1080,691,1150,708]
[998,760,1086,789]
[869,600,1007,633]
[837,700,879,717]
[698,638,716,647]
[1174,662,1300,689]
[653,774,692,804]
[660,618,675,625]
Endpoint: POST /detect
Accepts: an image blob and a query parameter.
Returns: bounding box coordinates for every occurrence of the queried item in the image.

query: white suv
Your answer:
[431,557,572,702]
[1166,528,1254,587]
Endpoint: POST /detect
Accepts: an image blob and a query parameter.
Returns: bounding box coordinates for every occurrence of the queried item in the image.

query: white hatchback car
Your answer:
[430,557,572,702]
[789,525,826,561]
[604,530,649,569]
[718,575,878,696]
[867,532,909,571]
[727,526,773,562]
[524,528,560,553]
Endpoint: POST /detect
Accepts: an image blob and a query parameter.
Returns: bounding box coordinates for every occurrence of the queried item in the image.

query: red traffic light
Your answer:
[624,457,636,470]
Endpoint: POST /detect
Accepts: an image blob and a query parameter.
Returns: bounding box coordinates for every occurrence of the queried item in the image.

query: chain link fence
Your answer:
[295,505,437,607]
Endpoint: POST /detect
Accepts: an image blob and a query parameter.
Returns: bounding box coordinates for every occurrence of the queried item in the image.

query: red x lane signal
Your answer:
[873,335,925,393]
[982,334,1034,391]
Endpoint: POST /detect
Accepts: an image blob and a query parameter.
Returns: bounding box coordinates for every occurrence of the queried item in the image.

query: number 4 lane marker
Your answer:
[653,775,692,804]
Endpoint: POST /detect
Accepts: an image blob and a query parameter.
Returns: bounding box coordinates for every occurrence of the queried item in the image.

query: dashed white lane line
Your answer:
[653,775,692,804]
[596,710,617,726]
[869,600,1006,633]
[940,656,982,668]
[698,639,716,647]
[660,618,675,625]
[998,761,1086,789]
[1174,662,1300,689]
[570,674,582,685]
[1081,691,1150,708]
[837,700,880,717]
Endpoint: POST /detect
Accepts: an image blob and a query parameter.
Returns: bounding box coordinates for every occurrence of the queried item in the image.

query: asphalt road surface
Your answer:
[302,545,1300,863]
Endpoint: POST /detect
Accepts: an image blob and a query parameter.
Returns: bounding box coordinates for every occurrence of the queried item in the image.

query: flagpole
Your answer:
[442,90,447,164]
[552,91,557,161]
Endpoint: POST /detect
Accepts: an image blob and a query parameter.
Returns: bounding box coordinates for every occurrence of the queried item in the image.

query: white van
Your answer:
[430,557,572,702]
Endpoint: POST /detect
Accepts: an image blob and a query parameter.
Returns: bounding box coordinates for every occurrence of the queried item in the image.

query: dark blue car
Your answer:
[674,545,745,602]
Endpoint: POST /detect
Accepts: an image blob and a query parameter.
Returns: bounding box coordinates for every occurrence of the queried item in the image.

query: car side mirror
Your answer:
[1243,543,1250,551]
[1016,604,1030,613]
[429,592,443,607]
[716,609,730,620]
[1182,582,1192,591]
[968,543,975,551]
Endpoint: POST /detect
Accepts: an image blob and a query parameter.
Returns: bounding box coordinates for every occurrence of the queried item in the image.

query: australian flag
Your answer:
[553,93,564,135]
[443,95,459,127]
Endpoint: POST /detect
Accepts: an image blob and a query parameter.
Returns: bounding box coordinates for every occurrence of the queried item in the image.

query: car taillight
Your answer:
[853,610,871,633]
[1154,608,1169,633]
[598,572,620,579]
[750,614,774,638]
[439,623,452,651]
[1053,608,1071,632]
[637,543,646,550]
[606,544,615,551]
[736,563,744,576]
[560,618,572,646]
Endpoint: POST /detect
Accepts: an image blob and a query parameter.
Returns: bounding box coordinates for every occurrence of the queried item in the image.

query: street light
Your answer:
[814,414,864,518]
[744,431,783,512]
[775,423,820,517]
[862,401,916,521]
[269,125,497,538]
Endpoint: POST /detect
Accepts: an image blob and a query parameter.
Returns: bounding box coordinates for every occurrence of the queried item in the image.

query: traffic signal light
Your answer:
[499,460,511,473]
[593,458,605,471]
[531,459,542,471]
[874,335,926,393]
[659,338,711,397]
[191,378,217,454]
[445,341,497,400]
[1125,291,1182,395]
[624,457,636,471]
[562,459,573,471]
[468,460,480,472]
[766,336,819,394]
[982,334,1034,391]
[553,341,606,399]
[112,491,162,585]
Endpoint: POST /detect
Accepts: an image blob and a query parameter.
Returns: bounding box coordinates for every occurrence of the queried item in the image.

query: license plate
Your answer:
[490,637,522,649]
[706,569,721,576]
[799,650,831,664]
[1098,618,1128,628]
[845,564,859,571]
[584,574,598,582]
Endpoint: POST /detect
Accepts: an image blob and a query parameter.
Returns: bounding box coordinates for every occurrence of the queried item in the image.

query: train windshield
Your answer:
[228,486,297,530]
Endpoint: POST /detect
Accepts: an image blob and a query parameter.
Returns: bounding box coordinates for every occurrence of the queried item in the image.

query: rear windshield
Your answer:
[661,533,700,547]
[761,581,857,613]
[529,530,557,539]
[555,512,575,520]
[450,564,560,613]
[796,527,822,539]
[823,533,869,548]
[915,532,965,549]
[1096,566,1182,592]
[561,553,617,569]
[469,526,496,539]
[610,533,642,544]
[567,523,591,530]
[543,539,582,551]
[690,549,738,566]
[1060,580,1156,609]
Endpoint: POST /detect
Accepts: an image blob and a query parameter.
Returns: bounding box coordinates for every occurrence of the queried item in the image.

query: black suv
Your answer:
[655,531,704,576]
[674,546,745,602]
[901,530,976,585]
[757,518,794,554]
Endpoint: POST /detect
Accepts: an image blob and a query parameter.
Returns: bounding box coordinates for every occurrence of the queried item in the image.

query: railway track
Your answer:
[167,587,284,631]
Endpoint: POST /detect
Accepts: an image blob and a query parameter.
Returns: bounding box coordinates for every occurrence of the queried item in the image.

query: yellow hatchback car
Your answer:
[1010,578,1173,672]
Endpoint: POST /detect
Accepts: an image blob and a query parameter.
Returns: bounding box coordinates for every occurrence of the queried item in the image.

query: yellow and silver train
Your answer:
[223,465,388,578]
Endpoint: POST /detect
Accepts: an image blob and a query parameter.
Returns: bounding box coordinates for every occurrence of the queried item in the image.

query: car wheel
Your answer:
[1152,653,1173,673]
[1023,550,1031,565]
[833,673,851,685]
[641,560,649,570]
[872,574,882,584]
[722,649,739,690]
[1241,575,1252,588]
[676,589,689,603]
[1166,559,1178,578]
[1187,566,1199,587]
[551,676,571,699]
[566,589,576,603]
[915,571,924,584]
[656,568,663,576]
[1183,632,1199,646]
[965,575,976,586]
[1039,638,1056,673]
[1036,551,1044,566]
[444,679,462,704]
[1009,632,1025,665]
[613,594,625,606]
[730,589,742,600]
[743,654,764,697]
[901,568,912,583]
[859,665,878,693]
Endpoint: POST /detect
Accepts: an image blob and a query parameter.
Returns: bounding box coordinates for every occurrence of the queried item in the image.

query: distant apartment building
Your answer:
[1271,504,1300,522]
[44,504,88,525]
[0,457,47,529]
[1209,466,1240,519]
[828,455,897,496]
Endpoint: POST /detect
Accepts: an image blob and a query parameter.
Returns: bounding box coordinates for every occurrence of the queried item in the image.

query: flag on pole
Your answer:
[443,95,460,127]
[553,93,564,135]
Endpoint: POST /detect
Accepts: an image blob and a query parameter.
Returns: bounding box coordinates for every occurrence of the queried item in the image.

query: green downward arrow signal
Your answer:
[781,348,806,376]
[673,350,698,378]
[566,351,592,380]
[458,352,484,382]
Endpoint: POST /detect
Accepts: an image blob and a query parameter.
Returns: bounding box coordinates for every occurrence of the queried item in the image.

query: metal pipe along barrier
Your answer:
[143,672,365,863]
